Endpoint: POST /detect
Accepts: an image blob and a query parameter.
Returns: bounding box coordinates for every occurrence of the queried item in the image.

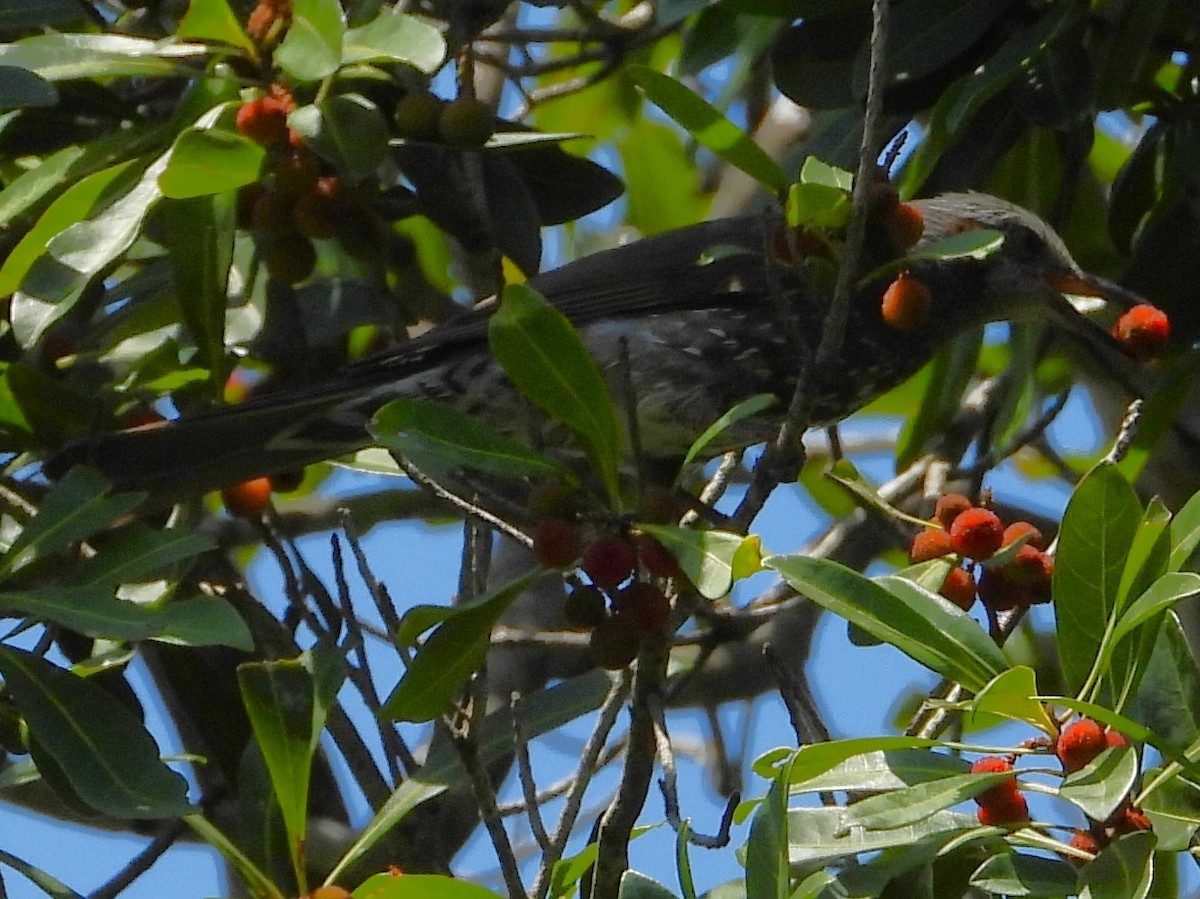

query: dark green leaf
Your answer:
[293,94,389,180]
[0,0,84,29]
[969,853,1077,897]
[628,66,788,194]
[766,555,1007,690]
[1141,770,1200,851]
[1054,463,1142,695]
[0,65,56,109]
[1060,746,1139,821]
[1168,486,1200,572]
[618,871,678,899]
[1110,573,1200,654]
[681,393,777,471]
[1077,831,1154,899]
[0,467,145,578]
[488,283,622,503]
[0,647,191,818]
[342,10,445,72]
[771,14,867,110]
[158,127,265,199]
[372,397,576,484]
[276,0,345,81]
[69,524,216,586]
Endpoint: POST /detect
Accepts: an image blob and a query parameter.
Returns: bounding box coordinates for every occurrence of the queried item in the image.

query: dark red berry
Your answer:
[612,582,671,633]
[1006,544,1052,588]
[1112,304,1170,361]
[949,507,1004,561]
[533,518,582,569]
[978,567,1031,612]
[636,534,680,578]
[1066,830,1100,865]
[1056,718,1107,773]
[582,536,638,588]
[887,202,924,251]
[236,97,289,146]
[1104,729,1130,750]
[1118,806,1152,833]
[910,528,954,562]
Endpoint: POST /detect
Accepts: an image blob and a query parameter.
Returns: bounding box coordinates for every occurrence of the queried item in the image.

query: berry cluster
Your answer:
[394,91,496,147]
[908,494,1054,613]
[235,86,367,285]
[1111,303,1170,362]
[533,519,678,670]
[1054,717,1150,862]
[970,756,1028,825]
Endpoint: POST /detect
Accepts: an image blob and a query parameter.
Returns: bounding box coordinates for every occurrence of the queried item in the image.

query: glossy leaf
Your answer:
[1141,770,1200,851]
[0,647,192,818]
[843,771,1020,833]
[969,853,1077,898]
[766,555,1007,691]
[1168,487,1200,573]
[617,871,677,899]
[1054,463,1142,695]
[628,65,788,195]
[0,34,206,81]
[158,127,264,199]
[1060,746,1139,821]
[786,806,976,867]
[745,762,789,899]
[760,736,943,784]
[342,10,445,72]
[0,144,82,227]
[382,570,540,721]
[969,666,1057,737]
[176,0,255,52]
[0,467,145,578]
[1077,831,1154,899]
[639,525,762,599]
[792,748,967,795]
[489,283,622,503]
[292,94,389,180]
[276,0,345,81]
[1110,572,1200,653]
[372,397,576,484]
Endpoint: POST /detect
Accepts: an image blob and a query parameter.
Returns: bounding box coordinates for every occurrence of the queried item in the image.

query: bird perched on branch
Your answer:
[51,192,1151,497]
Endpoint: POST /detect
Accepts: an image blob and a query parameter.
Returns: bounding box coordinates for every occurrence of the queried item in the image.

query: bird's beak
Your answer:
[1039,269,1146,309]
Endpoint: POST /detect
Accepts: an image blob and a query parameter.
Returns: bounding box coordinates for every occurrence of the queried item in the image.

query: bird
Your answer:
[49,192,1150,498]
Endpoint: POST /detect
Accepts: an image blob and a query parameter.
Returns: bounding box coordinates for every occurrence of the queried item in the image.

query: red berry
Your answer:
[1002,520,1045,550]
[636,534,680,578]
[970,756,1019,806]
[221,477,272,517]
[582,536,638,588]
[949,507,1004,561]
[1066,830,1100,865]
[1112,304,1170,362]
[1104,729,1130,749]
[308,887,353,899]
[909,528,954,562]
[563,585,607,631]
[1006,544,1052,588]
[236,97,289,146]
[533,518,582,569]
[259,233,316,284]
[888,202,925,251]
[881,271,932,332]
[976,791,1029,826]
[1118,806,1152,833]
[934,493,972,529]
[940,566,976,611]
[612,582,671,633]
[1056,718,1107,773]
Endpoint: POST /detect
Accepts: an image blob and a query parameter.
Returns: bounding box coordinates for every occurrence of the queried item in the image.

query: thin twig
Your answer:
[512,697,551,852]
[395,456,533,549]
[87,820,187,899]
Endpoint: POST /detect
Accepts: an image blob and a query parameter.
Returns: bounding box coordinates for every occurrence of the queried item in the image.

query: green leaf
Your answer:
[371,398,576,485]
[970,666,1056,737]
[1060,746,1139,821]
[291,94,389,180]
[1054,463,1142,695]
[840,770,1016,832]
[330,669,610,883]
[618,871,677,899]
[238,650,344,881]
[0,34,207,81]
[969,853,1077,898]
[680,393,777,471]
[69,523,215,586]
[0,467,145,578]
[786,806,976,867]
[176,0,256,53]
[1077,831,1154,899]
[0,144,83,227]
[856,229,1005,287]
[825,459,932,528]
[0,647,192,818]
[755,736,944,784]
[791,748,967,795]
[627,65,788,195]
[158,127,264,199]
[342,10,445,72]
[766,555,1007,691]
[639,525,762,599]
[350,873,504,898]
[276,0,346,81]
[0,64,56,109]
[675,820,697,899]
[488,283,622,504]
[745,762,789,899]
[381,569,541,721]
[1109,573,1200,654]
[786,182,851,230]
[1168,487,1200,573]
[1141,770,1200,851]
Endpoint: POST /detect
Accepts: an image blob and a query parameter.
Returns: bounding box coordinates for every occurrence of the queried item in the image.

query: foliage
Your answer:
[1,1,1200,898]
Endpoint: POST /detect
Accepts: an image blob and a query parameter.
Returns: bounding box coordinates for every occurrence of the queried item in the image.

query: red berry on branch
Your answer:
[582,536,638,588]
[909,528,954,562]
[1056,718,1106,773]
[533,518,582,569]
[949,507,1004,560]
[969,756,1019,806]
[636,534,680,579]
[221,477,272,517]
[613,582,671,633]
[976,791,1029,826]
[1112,304,1170,361]
[1002,520,1045,550]
[1066,830,1100,865]
[934,493,973,529]
[881,271,932,332]
[940,567,977,611]
[1104,729,1130,749]
[236,97,289,146]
